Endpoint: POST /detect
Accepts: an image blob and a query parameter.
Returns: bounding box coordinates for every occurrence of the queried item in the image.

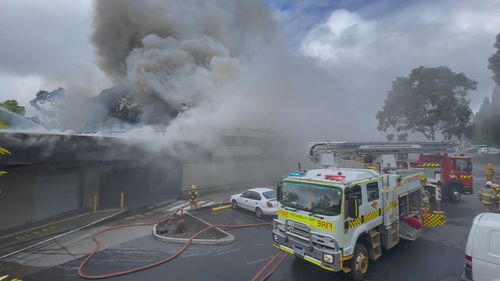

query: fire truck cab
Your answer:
[273,167,423,280]
[411,154,473,202]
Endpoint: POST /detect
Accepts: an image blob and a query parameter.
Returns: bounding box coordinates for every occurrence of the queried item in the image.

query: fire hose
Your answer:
[77,209,279,280]
[250,251,288,281]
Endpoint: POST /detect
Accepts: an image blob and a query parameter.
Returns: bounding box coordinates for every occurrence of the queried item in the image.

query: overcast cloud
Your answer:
[0,0,109,108]
[297,0,500,112]
[0,0,499,124]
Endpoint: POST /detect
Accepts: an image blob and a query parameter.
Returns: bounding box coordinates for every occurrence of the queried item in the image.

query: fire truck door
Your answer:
[344,185,363,253]
[365,181,383,228]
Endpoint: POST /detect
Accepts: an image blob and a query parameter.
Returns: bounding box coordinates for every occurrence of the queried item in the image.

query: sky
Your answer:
[0,0,499,117]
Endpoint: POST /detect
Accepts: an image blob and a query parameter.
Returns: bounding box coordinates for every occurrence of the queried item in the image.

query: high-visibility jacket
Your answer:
[479,184,500,206]
[190,190,198,201]
[486,164,495,175]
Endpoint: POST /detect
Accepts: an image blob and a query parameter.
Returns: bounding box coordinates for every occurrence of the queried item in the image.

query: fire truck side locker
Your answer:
[380,174,400,250]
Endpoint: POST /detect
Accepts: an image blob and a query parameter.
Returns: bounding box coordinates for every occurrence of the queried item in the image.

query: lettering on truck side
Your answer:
[278,209,334,232]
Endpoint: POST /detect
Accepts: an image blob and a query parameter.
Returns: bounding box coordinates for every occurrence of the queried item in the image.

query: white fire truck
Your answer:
[272,142,452,280]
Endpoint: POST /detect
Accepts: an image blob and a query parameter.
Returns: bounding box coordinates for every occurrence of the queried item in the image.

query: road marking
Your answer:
[166,200,217,211]
[166,201,190,211]
[0,275,8,281]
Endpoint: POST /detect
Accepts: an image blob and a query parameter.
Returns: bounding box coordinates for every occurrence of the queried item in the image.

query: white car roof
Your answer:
[246,187,275,193]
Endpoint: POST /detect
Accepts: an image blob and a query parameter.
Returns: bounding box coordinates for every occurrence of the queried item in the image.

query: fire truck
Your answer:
[272,142,449,280]
[408,153,473,202]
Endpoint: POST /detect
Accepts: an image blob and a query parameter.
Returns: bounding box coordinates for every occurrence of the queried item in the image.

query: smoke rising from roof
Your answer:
[90,0,278,127]
[91,0,277,80]
[86,0,364,144]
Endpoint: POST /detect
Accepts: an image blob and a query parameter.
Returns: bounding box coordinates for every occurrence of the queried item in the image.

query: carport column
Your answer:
[92,194,98,214]
[120,192,125,210]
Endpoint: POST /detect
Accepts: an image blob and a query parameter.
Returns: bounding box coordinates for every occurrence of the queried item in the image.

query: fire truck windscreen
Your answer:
[454,159,472,173]
[281,182,342,216]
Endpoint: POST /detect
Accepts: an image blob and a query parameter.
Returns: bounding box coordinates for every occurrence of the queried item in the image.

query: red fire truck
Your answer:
[410,154,473,202]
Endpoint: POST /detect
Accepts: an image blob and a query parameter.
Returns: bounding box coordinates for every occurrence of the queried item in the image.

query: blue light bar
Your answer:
[288,171,304,177]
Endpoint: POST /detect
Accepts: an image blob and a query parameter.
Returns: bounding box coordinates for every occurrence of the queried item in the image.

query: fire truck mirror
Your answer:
[277,181,283,201]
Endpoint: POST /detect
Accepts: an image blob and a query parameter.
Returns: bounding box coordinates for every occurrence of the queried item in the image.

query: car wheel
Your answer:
[449,187,461,203]
[350,243,369,281]
[232,200,238,209]
[255,207,263,218]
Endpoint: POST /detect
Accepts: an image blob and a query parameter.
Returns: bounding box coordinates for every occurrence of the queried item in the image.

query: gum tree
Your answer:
[376,66,477,141]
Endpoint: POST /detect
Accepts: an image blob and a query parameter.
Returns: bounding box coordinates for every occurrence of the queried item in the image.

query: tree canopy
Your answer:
[0,99,25,116]
[471,33,500,146]
[376,66,477,141]
[30,88,65,112]
[472,87,500,146]
[488,33,500,86]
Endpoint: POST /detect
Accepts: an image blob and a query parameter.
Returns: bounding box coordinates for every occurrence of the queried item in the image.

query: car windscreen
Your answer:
[262,191,276,199]
[281,181,342,216]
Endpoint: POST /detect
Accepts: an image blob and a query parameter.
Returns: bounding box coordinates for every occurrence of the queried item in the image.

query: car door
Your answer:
[244,191,261,211]
[239,191,252,210]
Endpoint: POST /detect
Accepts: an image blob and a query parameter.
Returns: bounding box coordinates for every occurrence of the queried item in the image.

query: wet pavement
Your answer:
[0,210,122,259]
[1,161,493,281]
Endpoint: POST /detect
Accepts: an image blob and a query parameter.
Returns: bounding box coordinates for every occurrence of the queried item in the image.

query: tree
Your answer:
[30,87,65,112]
[376,66,477,141]
[397,133,408,141]
[488,33,500,85]
[0,100,25,116]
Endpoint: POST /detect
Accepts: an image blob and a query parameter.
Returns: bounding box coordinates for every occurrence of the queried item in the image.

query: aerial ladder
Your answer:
[307,141,454,166]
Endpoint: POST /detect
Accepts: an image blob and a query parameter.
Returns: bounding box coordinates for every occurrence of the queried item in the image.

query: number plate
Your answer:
[289,221,310,232]
[293,246,304,257]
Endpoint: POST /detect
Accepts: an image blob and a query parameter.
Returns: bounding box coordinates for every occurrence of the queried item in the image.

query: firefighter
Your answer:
[189,184,198,209]
[479,181,500,212]
[485,163,495,181]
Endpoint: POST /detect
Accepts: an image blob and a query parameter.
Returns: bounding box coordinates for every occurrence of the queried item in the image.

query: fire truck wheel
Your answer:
[232,200,238,209]
[255,207,264,218]
[351,244,369,281]
[449,187,461,203]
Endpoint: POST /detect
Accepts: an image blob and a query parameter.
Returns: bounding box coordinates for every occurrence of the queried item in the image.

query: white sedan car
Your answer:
[230,187,278,218]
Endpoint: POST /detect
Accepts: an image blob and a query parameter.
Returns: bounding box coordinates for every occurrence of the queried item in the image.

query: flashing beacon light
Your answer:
[324,175,346,181]
[289,171,304,177]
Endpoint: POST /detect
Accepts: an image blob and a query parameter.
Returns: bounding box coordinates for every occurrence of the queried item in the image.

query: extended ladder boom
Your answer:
[308,141,456,163]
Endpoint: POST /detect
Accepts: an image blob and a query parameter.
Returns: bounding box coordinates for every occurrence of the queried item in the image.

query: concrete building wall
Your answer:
[81,169,100,209]
[0,173,35,231]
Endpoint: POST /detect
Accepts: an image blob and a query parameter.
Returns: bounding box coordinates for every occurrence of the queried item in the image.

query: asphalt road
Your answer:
[18,163,491,281]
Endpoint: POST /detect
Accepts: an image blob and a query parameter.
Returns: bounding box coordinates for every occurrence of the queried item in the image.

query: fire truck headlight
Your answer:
[323,253,334,264]
[273,234,278,242]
